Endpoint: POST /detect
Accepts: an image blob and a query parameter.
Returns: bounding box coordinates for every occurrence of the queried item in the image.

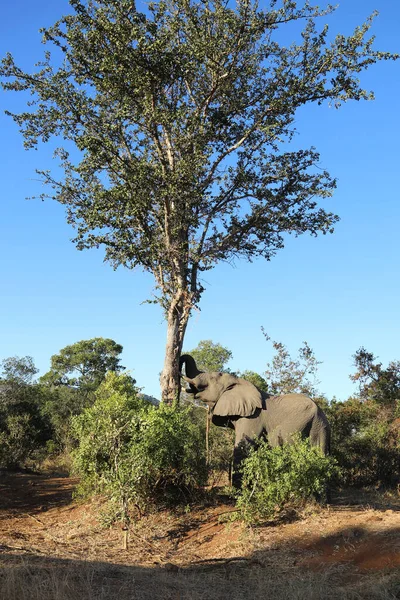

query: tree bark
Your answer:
[206,406,210,466]
[159,294,190,404]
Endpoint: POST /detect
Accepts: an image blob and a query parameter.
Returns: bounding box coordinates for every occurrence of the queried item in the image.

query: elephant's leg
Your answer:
[310,423,330,454]
[309,416,332,504]
[309,408,331,455]
[232,438,251,488]
[232,414,264,488]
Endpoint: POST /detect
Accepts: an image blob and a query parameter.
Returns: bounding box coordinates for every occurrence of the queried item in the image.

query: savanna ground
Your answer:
[0,471,399,600]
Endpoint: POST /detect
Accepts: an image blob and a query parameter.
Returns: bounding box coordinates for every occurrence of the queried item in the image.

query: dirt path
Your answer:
[0,472,399,599]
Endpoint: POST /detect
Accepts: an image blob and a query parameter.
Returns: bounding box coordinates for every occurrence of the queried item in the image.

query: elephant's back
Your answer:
[264,394,330,451]
[269,393,317,409]
[266,393,319,425]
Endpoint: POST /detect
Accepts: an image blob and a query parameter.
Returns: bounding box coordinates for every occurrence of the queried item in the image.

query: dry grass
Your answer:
[1,554,399,600]
[1,474,400,600]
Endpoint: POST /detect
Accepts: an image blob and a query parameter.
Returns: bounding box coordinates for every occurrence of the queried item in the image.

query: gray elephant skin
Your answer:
[180,354,330,487]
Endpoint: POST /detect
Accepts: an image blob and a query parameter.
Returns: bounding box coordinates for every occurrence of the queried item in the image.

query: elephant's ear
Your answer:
[212,379,262,421]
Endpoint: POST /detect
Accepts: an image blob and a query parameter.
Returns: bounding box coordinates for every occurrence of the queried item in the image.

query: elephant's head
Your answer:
[180,355,263,426]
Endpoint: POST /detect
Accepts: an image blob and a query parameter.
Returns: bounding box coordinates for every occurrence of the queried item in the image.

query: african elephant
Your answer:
[179,354,330,488]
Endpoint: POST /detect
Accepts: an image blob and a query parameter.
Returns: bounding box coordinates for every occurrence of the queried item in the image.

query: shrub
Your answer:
[71,373,207,522]
[38,385,88,453]
[0,413,43,468]
[0,357,52,469]
[335,419,400,488]
[327,399,400,488]
[207,425,235,483]
[186,403,234,484]
[235,435,337,524]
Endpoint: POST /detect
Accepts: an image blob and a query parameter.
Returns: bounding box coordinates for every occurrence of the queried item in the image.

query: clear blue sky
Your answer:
[1,1,399,401]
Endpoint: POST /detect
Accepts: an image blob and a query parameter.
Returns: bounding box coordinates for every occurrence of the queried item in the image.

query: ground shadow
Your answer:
[331,487,400,512]
[0,472,76,516]
[1,475,400,599]
[1,525,400,600]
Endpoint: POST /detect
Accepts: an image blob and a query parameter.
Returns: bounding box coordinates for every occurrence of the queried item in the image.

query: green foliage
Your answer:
[351,347,400,406]
[240,371,269,393]
[188,340,233,372]
[2,0,396,401]
[189,404,234,481]
[208,425,235,482]
[39,385,92,452]
[327,399,400,487]
[235,435,337,524]
[135,402,208,499]
[0,356,51,468]
[72,373,206,521]
[40,338,126,394]
[37,338,127,452]
[0,414,43,469]
[329,349,400,488]
[184,341,235,480]
[71,372,145,513]
[263,333,321,397]
[1,356,38,384]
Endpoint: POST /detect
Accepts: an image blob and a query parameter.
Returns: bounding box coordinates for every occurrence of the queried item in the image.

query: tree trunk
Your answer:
[205,406,210,466]
[160,295,190,404]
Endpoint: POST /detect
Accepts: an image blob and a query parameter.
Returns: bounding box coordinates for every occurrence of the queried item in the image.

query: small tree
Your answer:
[327,396,400,488]
[351,347,400,406]
[0,356,38,386]
[263,332,321,397]
[332,348,400,487]
[1,0,397,402]
[40,338,126,395]
[0,357,50,468]
[38,338,127,450]
[72,372,206,521]
[71,372,146,520]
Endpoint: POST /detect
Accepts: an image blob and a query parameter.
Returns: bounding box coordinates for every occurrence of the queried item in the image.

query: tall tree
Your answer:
[1,0,397,402]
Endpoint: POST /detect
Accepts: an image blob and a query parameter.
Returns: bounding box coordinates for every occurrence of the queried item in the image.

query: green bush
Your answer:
[335,419,400,488]
[235,435,337,524]
[207,425,235,482]
[185,403,234,483]
[0,413,44,469]
[135,402,207,499]
[71,373,207,522]
[0,357,52,469]
[38,385,89,453]
[326,399,400,488]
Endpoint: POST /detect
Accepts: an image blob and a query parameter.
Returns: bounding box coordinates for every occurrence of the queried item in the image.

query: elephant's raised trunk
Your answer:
[179,354,203,378]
